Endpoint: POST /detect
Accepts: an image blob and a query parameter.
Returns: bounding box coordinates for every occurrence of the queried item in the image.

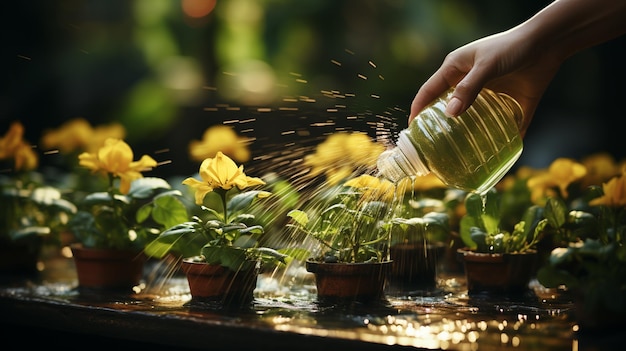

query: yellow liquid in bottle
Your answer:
[406,88,523,195]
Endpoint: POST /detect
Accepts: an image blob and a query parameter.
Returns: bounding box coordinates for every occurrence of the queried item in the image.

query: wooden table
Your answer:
[0,254,621,350]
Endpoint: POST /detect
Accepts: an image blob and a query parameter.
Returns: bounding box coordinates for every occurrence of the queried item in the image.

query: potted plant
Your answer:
[392,173,467,276]
[384,209,450,293]
[1,121,77,276]
[144,151,289,307]
[287,174,395,304]
[67,137,187,291]
[536,167,626,332]
[457,188,545,295]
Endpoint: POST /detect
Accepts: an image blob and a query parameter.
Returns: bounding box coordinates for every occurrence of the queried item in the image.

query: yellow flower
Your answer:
[183,151,265,205]
[0,121,38,171]
[41,118,126,154]
[589,170,626,207]
[304,132,385,185]
[527,157,587,204]
[88,122,126,152]
[496,165,540,192]
[344,174,395,202]
[188,125,251,163]
[579,152,621,188]
[78,138,157,194]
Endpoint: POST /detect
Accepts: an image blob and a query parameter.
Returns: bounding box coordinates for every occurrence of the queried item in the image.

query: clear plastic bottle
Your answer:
[377,88,524,195]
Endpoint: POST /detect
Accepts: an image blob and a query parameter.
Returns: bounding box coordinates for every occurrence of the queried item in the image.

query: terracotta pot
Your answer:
[305,259,392,303]
[388,242,446,292]
[457,248,538,295]
[70,244,146,291]
[0,236,43,276]
[181,258,258,306]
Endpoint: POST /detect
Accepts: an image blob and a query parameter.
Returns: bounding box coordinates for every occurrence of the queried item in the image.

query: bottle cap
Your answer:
[376,131,430,183]
[396,131,430,174]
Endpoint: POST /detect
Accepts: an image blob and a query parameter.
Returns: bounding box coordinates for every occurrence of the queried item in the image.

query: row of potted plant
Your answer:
[2,120,626,330]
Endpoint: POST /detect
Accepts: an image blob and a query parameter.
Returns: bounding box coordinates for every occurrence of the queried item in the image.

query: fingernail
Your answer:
[445,97,462,117]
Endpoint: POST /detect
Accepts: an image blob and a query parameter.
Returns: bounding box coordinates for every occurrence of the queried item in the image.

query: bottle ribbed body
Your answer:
[377,88,523,195]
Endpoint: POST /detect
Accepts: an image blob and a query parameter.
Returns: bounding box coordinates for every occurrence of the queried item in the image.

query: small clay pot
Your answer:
[181,257,258,307]
[457,248,538,295]
[71,243,146,292]
[388,242,446,292]
[305,259,392,304]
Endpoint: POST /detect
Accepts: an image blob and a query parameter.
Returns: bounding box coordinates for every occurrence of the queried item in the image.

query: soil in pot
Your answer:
[305,259,392,305]
[457,248,538,296]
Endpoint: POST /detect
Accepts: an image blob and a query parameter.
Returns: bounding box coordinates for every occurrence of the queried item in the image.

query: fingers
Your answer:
[409,66,464,122]
[409,79,447,122]
[445,75,486,117]
[411,56,493,123]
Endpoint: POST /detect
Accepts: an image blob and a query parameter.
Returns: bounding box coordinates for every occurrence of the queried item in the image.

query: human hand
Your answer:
[409,29,561,137]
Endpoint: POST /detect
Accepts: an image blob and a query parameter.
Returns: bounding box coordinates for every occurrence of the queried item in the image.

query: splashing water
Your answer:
[141,49,414,297]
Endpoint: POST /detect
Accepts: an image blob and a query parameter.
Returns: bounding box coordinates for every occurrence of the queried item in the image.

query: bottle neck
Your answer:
[397,131,430,175]
[376,131,430,183]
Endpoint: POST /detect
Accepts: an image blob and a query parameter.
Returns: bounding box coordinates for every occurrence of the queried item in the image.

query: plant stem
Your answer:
[218,188,229,223]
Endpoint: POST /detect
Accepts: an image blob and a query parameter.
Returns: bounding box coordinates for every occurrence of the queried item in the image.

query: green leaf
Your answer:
[233,234,258,248]
[536,265,579,289]
[545,197,567,228]
[200,206,222,220]
[482,189,501,219]
[82,192,130,207]
[459,215,479,249]
[287,209,308,227]
[151,195,189,228]
[465,192,485,218]
[482,213,500,235]
[10,226,51,240]
[469,227,488,251]
[265,177,301,209]
[567,210,598,238]
[201,246,250,271]
[239,225,264,236]
[145,222,207,259]
[143,240,173,259]
[254,247,289,264]
[127,177,171,199]
[136,203,152,223]
[227,190,267,214]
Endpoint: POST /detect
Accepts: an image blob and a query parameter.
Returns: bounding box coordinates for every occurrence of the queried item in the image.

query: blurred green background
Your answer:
[2,0,625,177]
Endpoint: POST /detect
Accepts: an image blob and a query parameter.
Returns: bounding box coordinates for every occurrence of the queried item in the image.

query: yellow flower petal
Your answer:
[182,177,214,205]
[304,132,385,183]
[257,191,271,199]
[187,151,265,204]
[344,174,395,202]
[188,125,251,163]
[589,173,626,207]
[0,122,38,171]
[0,122,24,158]
[527,158,587,203]
[13,143,38,171]
[78,138,156,194]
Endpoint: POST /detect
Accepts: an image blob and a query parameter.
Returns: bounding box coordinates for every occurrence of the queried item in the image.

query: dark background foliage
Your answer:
[2,0,625,177]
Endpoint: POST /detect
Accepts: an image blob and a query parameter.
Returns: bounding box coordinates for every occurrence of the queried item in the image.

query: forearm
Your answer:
[517,0,626,61]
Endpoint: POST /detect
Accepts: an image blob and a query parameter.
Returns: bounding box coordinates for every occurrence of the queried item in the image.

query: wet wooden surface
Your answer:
[0,252,622,350]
